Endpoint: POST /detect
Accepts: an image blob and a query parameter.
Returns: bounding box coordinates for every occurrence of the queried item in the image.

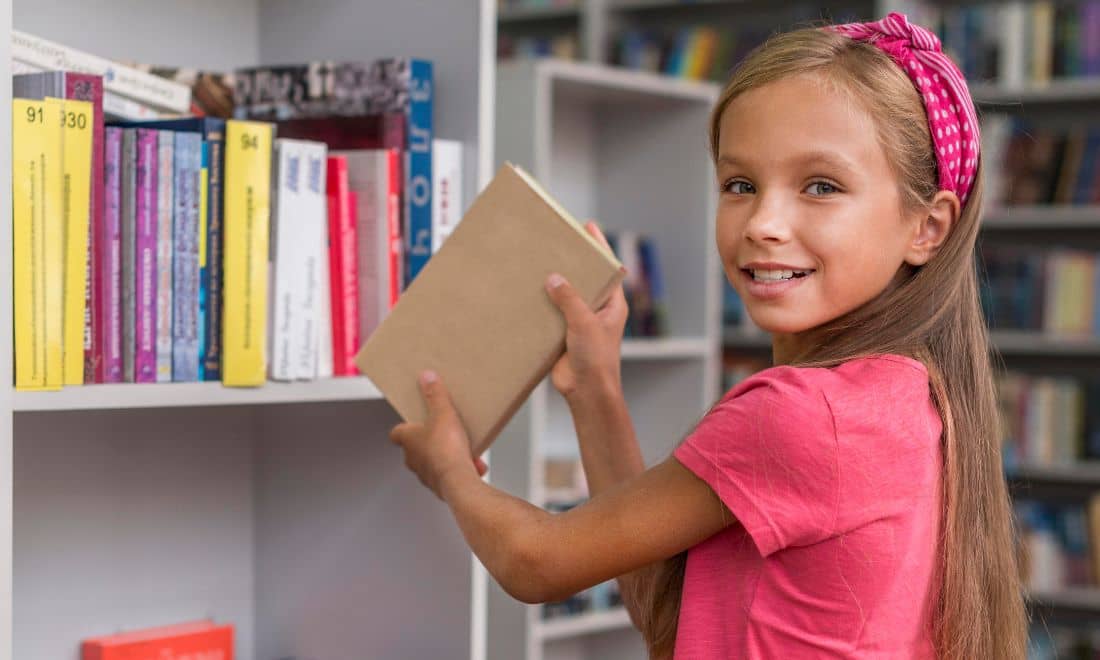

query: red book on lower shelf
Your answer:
[81,620,233,660]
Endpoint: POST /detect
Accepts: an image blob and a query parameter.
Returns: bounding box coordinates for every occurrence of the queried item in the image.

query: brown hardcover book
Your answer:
[354,163,625,455]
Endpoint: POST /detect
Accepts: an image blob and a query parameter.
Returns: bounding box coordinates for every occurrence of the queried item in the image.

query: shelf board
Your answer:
[983,206,1100,231]
[537,607,634,641]
[522,58,720,104]
[1007,462,1100,486]
[499,3,580,23]
[13,377,384,412]
[1028,587,1100,626]
[991,330,1100,357]
[972,78,1100,106]
[621,337,712,359]
[722,327,770,351]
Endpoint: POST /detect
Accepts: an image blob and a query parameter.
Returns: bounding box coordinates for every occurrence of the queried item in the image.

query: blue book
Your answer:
[404,58,434,287]
[171,133,203,382]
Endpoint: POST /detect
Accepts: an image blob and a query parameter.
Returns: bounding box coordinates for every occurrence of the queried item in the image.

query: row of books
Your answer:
[1030,627,1100,660]
[983,117,1100,207]
[933,0,1100,85]
[11,41,461,390]
[981,247,1100,338]
[605,231,667,339]
[998,373,1100,468]
[497,33,580,61]
[82,620,233,660]
[610,25,775,83]
[498,0,578,10]
[1016,497,1100,593]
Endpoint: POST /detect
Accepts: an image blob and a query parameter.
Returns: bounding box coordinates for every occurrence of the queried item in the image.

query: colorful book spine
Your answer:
[197,142,210,377]
[12,100,50,390]
[404,59,433,287]
[222,120,273,386]
[326,155,360,376]
[120,129,137,381]
[102,128,124,382]
[61,99,94,386]
[134,128,159,383]
[172,133,203,382]
[155,130,175,382]
[201,127,225,381]
[43,98,65,390]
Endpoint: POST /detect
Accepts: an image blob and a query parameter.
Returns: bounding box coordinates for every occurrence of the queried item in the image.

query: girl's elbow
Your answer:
[499,531,561,604]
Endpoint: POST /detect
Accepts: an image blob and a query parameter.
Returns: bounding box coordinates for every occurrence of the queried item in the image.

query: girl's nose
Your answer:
[743,195,792,244]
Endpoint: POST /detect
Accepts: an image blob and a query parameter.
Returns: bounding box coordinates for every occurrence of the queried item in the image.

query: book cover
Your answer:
[172,132,203,382]
[119,117,226,380]
[134,128,159,383]
[155,130,175,382]
[43,98,66,390]
[103,127,124,382]
[81,620,233,660]
[12,99,50,390]
[222,120,273,386]
[59,99,94,386]
[354,164,625,455]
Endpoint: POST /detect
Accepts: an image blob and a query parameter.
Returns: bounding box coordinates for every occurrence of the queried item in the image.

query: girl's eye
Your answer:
[723,179,755,194]
[806,181,839,195]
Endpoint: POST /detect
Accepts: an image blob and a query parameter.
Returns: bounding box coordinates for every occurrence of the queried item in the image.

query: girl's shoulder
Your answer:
[725,353,928,404]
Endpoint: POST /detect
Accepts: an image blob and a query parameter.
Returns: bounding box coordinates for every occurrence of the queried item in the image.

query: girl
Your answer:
[390,13,1027,659]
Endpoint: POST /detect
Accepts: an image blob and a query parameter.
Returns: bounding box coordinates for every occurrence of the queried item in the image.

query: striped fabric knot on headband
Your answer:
[827,12,980,205]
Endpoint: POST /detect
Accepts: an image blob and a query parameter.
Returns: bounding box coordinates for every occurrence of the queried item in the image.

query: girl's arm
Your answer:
[391,373,733,603]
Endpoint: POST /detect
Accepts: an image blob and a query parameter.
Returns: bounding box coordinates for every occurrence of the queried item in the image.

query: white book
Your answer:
[431,139,464,253]
[12,29,190,113]
[332,148,400,343]
[268,140,309,381]
[316,192,335,380]
[296,142,328,381]
[155,131,174,382]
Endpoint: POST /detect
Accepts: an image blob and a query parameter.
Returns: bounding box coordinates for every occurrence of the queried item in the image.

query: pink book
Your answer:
[102,128,124,382]
[325,156,360,376]
[134,128,159,383]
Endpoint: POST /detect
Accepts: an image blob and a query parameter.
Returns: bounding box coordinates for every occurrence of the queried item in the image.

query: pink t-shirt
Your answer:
[672,355,943,659]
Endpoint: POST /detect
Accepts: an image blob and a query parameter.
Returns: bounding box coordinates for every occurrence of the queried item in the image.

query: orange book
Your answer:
[81,620,233,660]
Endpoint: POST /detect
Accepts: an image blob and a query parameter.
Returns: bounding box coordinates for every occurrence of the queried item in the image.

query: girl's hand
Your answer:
[546,221,629,403]
[389,371,488,500]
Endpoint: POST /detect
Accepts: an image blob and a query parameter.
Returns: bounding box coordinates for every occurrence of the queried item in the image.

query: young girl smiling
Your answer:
[390,13,1027,659]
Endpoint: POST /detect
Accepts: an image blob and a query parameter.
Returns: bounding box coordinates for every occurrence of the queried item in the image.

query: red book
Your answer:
[383,147,403,310]
[326,156,360,376]
[81,620,233,660]
[275,112,405,151]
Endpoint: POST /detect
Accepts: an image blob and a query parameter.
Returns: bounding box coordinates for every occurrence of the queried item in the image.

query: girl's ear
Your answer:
[904,190,960,266]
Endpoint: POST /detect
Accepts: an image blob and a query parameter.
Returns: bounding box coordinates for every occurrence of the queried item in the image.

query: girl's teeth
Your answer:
[752,269,806,281]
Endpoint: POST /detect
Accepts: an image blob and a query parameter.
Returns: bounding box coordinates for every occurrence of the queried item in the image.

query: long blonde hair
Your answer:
[633,25,1028,659]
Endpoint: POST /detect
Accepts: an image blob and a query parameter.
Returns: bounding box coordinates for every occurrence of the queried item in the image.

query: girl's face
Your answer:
[715,74,925,354]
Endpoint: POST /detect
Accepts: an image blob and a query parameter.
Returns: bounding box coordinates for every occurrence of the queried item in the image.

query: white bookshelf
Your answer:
[2,1,497,659]
[487,58,720,660]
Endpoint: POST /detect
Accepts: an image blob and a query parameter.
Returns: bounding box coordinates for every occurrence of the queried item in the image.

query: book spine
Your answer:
[43,98,65,390]
[343,150,393,342]
[201,130,226,381]
[172,133,202,382]
[64,74,106,384]
[155,131,175,382]
[102,128,124,382]
[95,627,233,660]
[12,29,191,113]
[134,128,159,383]
[316,193,334,380]
[62,99,94,386]
[325,157,360,376]
[12,100,49,390]
[120,129,137,382]
[222,120,273,386]
[404,59,433,287]
[196,143,209,378]
[268,140,298,382]
[297,143,327,380]
[386,148,403,311]
[431,139,463,253]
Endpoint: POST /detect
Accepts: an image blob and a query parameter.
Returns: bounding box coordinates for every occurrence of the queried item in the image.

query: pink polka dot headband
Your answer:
[827,12,980,205]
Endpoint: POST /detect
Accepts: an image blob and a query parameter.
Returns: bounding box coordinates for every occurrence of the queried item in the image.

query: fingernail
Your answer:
[420,370,438,385]
[547,273,565,289]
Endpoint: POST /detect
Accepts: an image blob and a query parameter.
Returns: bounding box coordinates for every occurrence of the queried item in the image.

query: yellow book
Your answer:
[61,99,93,386]
[43,98,66,390]
[12,99,49,390]
[222,120,273,386]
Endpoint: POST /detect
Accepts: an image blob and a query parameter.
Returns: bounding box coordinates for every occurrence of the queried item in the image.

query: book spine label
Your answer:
[102,128,124,382]
[12,29,191,113]
[62,99,94,386]
[172,133,203,382]
[66,74,106,383]
[134,128,159,383]
[12,100,49,390]
[222,120,273,386]
[431,139,462,253]
[155,131,174,382]
[201,132,225,380]
[297,143,327,380]
[404,59,433,287]
[43,98,65,390]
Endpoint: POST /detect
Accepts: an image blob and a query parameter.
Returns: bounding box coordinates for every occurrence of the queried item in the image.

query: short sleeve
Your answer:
[673,366,839,557]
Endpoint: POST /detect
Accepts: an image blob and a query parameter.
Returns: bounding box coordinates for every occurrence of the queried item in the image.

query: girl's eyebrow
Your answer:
[717,151,859,175]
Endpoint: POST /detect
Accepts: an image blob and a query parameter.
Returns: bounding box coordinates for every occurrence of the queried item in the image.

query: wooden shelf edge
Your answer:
[537,606,634,641]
